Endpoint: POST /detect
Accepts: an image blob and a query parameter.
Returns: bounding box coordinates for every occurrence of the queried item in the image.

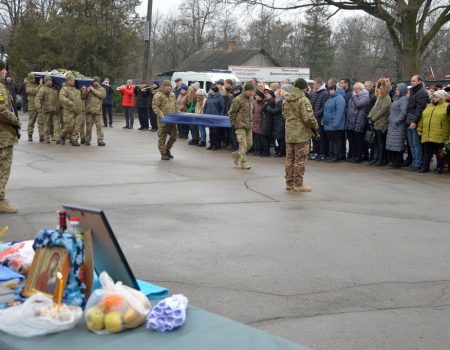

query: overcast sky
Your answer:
[137,0,179,16]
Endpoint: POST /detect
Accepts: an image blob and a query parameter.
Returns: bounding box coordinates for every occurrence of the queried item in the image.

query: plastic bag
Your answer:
[0,240,35,274]
[147,294,188,332]
[0,293,82,337]
[84,271,151,334]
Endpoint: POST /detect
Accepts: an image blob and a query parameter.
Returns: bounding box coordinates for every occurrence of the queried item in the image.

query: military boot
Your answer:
[294,185,312,192]
[80,138,86,145]
[241,162,251,170]
[0,200,18,214]
[231,151,239,166]
[161,154,170,160]
[71,141,80,147]
[98,141,106,147]
[39,136,44,143]
[286,183,294,191]
[28,134,33,142]
[166,151,174,159]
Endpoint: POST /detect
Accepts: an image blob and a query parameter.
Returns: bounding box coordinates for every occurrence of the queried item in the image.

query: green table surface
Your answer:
[0,306,312,350]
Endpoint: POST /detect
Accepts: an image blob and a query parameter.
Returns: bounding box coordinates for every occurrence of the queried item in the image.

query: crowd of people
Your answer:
[2,55,450,213]
[144,74,450,176]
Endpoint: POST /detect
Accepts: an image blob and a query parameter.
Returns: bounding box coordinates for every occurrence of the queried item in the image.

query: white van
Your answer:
[171,70,240,91]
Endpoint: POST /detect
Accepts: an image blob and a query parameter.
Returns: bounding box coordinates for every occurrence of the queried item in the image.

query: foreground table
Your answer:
[0,306,312,350]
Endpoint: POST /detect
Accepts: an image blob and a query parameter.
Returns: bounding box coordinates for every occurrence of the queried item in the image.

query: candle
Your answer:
[56,272,64,310]
[0,226,8,238]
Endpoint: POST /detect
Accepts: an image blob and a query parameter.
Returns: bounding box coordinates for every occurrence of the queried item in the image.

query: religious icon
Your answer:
[22,246,70,298]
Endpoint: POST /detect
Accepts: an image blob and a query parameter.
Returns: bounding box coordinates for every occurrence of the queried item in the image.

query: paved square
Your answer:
[3,114,450,350]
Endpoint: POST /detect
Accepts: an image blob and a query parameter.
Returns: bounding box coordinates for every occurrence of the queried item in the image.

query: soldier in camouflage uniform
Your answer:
[35,76,61,143]
[59,74,85,146]
[26,73,44,142]
[84,77,106,146]
[282,78,318,192]
[0,59,21,213]
[228,83,255,169]
[153,80,179,160]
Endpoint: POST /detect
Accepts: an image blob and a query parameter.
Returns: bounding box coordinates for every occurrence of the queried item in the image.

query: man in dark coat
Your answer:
[406,74,429,171]
[310,78,329,161]
[5,74,19,117]
[134,82,151,130]
[101,78,114,127]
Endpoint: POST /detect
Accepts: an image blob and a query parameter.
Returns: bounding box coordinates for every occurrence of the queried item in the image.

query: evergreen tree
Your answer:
[299,3,333,79]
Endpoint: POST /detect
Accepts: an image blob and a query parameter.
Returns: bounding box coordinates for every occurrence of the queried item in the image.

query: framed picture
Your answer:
[22,246,71,298]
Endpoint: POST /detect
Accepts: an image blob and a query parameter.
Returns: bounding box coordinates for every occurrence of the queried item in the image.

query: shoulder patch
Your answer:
[306,104,312,112]
[0,94,4,103]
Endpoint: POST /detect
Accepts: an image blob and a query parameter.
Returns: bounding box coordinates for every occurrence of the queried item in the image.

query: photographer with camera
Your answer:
[0,59,21,214]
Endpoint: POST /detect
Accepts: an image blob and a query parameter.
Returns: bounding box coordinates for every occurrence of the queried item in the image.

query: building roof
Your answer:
[176,48,280,71]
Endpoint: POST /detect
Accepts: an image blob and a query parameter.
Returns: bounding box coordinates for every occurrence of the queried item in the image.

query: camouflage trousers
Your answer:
[27,110,44,138]
[43,111,61,142]
[285,142,309,187]
[233,128,253,164]
[79,113,86,140]
[157,123,178,155]
[0,146,13,201]
[62,111,82,142]
[86,113,104,143]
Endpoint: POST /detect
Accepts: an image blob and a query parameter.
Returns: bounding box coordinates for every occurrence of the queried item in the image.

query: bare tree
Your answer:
[0,0,27,28]
[223,0,450,79]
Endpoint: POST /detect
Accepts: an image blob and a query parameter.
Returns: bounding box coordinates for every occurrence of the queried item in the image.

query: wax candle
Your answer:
[56,272,63,310]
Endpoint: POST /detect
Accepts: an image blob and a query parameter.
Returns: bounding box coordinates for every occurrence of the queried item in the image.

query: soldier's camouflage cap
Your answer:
[27,72,35,81]
[93,76,100,82]
[66,73,75,81]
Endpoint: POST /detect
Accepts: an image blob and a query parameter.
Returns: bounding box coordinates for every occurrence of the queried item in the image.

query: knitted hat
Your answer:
[162,80,171,87]
[281,84,292,93]
[244,82,254,91]
[433,90,447,101]
[44,75,52,83]
[93,76,100,82]
[0,59,5,70]
[66,73,75,81]
[191,82,200,90]
[255,90,265,99]
[294,78,308,90]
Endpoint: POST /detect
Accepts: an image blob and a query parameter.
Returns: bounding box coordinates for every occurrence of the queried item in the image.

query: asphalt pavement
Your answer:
[2,112,450,350]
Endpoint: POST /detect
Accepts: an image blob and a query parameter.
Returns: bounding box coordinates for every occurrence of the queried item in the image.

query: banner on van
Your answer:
[229,65,310,83]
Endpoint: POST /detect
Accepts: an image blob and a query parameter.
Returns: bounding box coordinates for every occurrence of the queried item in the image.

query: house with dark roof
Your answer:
[175,42,280,72]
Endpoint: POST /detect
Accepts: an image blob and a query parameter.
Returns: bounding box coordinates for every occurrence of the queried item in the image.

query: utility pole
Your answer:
[143,0,153,81]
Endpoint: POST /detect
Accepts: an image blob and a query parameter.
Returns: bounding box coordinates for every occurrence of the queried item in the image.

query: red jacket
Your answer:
[119,86,135,107]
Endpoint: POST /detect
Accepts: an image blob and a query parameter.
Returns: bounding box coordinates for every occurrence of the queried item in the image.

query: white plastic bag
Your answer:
[84,271,151,334]
[0,293,82,337]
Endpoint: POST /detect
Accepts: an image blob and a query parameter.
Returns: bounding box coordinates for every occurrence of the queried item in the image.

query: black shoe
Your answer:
[260,152,271,157]
[128,125,133,129]
[197,141,206,147]
[161,154,170,160]
[318,154,326,161]
[109,124,113,128]
[325,156,338,163]
[85,141,91,146]
[188,139,199,145]
[98,141,106,146]
[103,124,107,127]
[123,125,129,129]
[28,135,33,142]
[80,138,86,144]
[418,168,429,173]
[137,127,144,130]
[39,137,44,143]
[434,168,443,174]
[368,159,378,166]
[71,141,80,146]
[166,151,174,159]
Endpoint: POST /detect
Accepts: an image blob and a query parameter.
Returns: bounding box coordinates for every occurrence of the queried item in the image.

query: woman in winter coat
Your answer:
[117,80,135,129]
[367,78,392,166]
[322,85,346,162]
[260,90,278,157]
[252,90,265,155]
[417,90,450,173]
[267,89,286,157]
[203,84,225,150]
[195,89,207,147]
[386,83,409,168]
[346,82,370,162]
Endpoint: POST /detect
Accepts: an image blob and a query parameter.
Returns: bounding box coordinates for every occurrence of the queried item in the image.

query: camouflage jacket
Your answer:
[85,86,106,114]
[0,81,20,148]
[35,85,60,113]
[25,82,41,112]
[152,90,178,120]
[59,83,83,113]
[228,93,253,130]
[282,87,318,143]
